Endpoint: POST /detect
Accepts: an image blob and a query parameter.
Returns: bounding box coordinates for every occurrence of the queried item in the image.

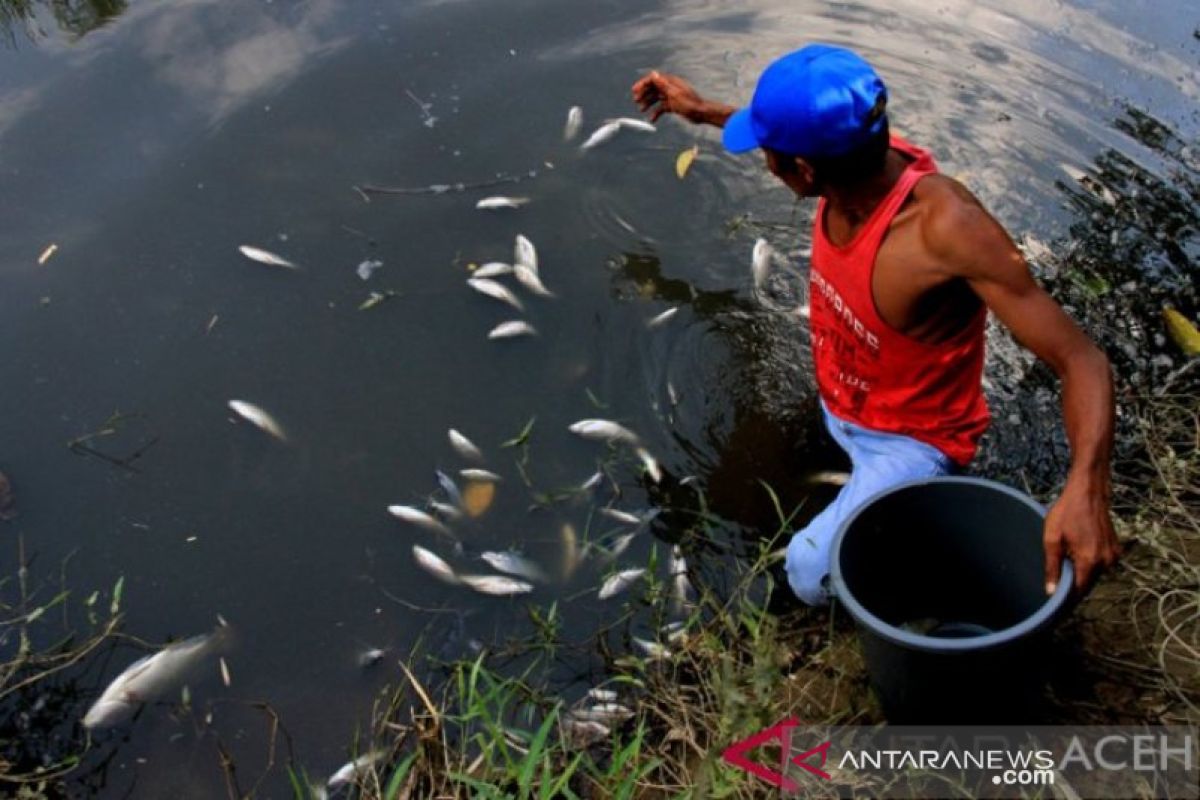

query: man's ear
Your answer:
[793,156,815,186]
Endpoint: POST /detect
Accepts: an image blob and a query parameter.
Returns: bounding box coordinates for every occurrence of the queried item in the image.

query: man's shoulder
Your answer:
[908,174,1001,268]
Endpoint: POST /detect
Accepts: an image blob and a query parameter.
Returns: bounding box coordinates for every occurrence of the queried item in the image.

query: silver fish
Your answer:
[560,522,581,581]
[238,244,299,270]
[571,703,634,724]
[514,234,538,273]
[468,277,524,311]
[568,419,640,445]
[752,238,772,290]
[806,470,850,487]
[579,471,604,491]
[83,629,225,729]
[327,751,383,791]
[448,429,484,463]
[633,637,670,660]
[435,470,464,508]
[460,468,501,482]
[564,106,583,141]
[228,400,287,442]
[647,307,678,328]
[606,531,636,558]
[488,320,537,339]
[513,263,553,297]
[481,550,547,583]
[429,501,464,522]
[458,574,535,596]
[473,261,513,278]
[358,648,386,668]
[669,546,694,615]
[389,505,455,539]
[599,507,642,526]
[411,544,460,585]
[586,688,618,703]
[476,196,530,210]
[580,120,621,150]
[611,117,656,133]
[598,568,645,600]
[561,717,609,746]
[635,447,662,483]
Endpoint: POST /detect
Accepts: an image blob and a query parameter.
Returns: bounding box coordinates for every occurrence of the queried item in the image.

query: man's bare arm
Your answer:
[632,72,735,126]
[924,182,1121,593]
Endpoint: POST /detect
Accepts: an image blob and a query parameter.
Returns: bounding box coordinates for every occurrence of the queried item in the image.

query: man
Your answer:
[632,44,1120,605]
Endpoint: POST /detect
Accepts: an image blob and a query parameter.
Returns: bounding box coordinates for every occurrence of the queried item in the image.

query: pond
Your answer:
[0,0,1195,795]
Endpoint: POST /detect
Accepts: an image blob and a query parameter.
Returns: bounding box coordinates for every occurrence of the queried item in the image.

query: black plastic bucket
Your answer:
[829,477,1074,723]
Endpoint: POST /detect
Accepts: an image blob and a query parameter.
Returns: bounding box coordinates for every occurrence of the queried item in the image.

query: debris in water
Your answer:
[358,290,398,311]
[238,245,299,270]
[448,429,485,463]
[462,480,495,518]
[476,196,530,210]
[675,145,699,179]
[37,243,58,265]
[228,400,287,442]
[598,568,646,600]
[356,260,383,281]
[564,106,583,141]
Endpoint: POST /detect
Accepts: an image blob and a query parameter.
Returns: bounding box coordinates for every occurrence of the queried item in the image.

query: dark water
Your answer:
[0,0,1196,795]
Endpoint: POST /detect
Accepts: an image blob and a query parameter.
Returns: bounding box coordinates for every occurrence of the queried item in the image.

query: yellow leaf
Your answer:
[1163,307,1200,356]
[462,481,495,518]
[675,145,699,179]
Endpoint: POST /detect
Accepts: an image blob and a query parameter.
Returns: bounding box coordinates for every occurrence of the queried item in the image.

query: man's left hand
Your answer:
[1042,473,1121,595]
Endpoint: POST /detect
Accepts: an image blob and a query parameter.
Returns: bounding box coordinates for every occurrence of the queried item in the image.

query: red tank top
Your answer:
[810,136,989,466]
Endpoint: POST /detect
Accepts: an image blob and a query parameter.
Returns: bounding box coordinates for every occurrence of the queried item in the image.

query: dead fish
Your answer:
[599,507,642,526]
[218,656,232,687]
[435,470,464,508]
[357,648,386,668]
[571,703,634,724]
[635,448,661,483]
[633,637,670,660]
[411,544,460,585]
[611,117,656,133]
[513,263,553,297]
[752,238,772,289]
[458,574,535,596]
[514,234,538,273]
[429,501,464,523]
[666,381,679,407]
[0,471,16,522]
[238,244,299,270]
[606,531,637,558]
[228,400,287,442]
[647,307,678,328]
[327,752,383,791]
[561,717,609,746]
[586,688,618,703]
[580,120,621,150]
[473,261,513,278]
[568,419,640,446]
[579,471,604,491]
[560,522,581,581]
[488,320,537,339]
[459,468,501,482]
[598,568,645,600]
[83,629,226,729]
[468,277,524,311]
[564,106,583,141]
[805,470,850,487]
[476,196,531,210]
[481,550,547,583]
[356,260,383,281]
[448,429,485,463]
[669,546,694,615]
[389,506,455,539]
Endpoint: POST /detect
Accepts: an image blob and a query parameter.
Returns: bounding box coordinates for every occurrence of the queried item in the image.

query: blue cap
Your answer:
[723,44,888,158]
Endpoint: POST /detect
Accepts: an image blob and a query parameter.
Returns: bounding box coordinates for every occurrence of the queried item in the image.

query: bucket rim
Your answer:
[829,475,1075,653]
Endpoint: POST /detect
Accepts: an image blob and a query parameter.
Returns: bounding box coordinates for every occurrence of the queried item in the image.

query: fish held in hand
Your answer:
[238,245,299,270]
[476,196,531,210]
[568,419,640,446]
[468,277,524,311]
[411,544,460,585]
[458,574,535,596]
[228,400,287,442]
[598,568,646,600]
[580,120,621,150]
[488,320,537,339]
[612,117,657,133]
[564,106,583,141]
[448,429,484,463]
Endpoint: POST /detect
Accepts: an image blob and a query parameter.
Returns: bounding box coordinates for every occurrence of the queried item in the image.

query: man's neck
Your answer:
[821,149,909,226]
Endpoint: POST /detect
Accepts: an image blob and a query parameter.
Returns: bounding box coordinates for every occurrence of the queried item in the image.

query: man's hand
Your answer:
[631,71,735,127]
[1043,472,1121,595]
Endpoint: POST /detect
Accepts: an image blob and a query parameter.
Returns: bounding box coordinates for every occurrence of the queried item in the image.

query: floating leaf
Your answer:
[500,416,536,449]
[358,290,398,311]
[462,480,495,518]
[110,575,124,616]
[1163,308,1200,356]
[675,145,699,179]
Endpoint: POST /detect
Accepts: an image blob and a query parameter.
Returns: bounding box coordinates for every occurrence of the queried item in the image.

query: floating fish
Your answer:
[228,400,287,442]
[356,260,383,281]
[560,522,581,581]
[411,544,459,585]
[568,419,640,446]
[448,429,485,463]
[1163,307,1200,356]
[598,568,646,600]
[606,532,637,558]
[218,656,232,688]
[0,471,16,522]
[579,471,604,491]
[513,264,553,297]
[580,120,621,150]
[647,307,678,328]
[805,470,850,487]
[358,648,386,668]
[476,196,531,210]
[752,238,772,289]
[238,245,299,270]
[458,574,535,596]
[561,717,609,746]
[327,752,383,791]
[468,277,524,311]
[488,320,537,340]
[435,469,464,508]
[358,290,398,311]
[612,117,657,134]
[37,243,58,266]
[635,448,662,483]
[429,501,464,523]
[514,235,538,273]
[460,468,501,482]
[462,480,496,518]
[473,261,513,278]
[669,546,694,615]
[481,550,547,583]
[599,507,642,526]
[571,703,634,724]
[564,106,583,141]
[389,506,455,539]
[586,688,618,703]
[83,629,226,729]
[666,382,679,407]
[633,637,670,660]
[675,145,699,179]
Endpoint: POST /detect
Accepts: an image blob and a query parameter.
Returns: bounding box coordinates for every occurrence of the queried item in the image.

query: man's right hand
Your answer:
[631,71,734,127]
